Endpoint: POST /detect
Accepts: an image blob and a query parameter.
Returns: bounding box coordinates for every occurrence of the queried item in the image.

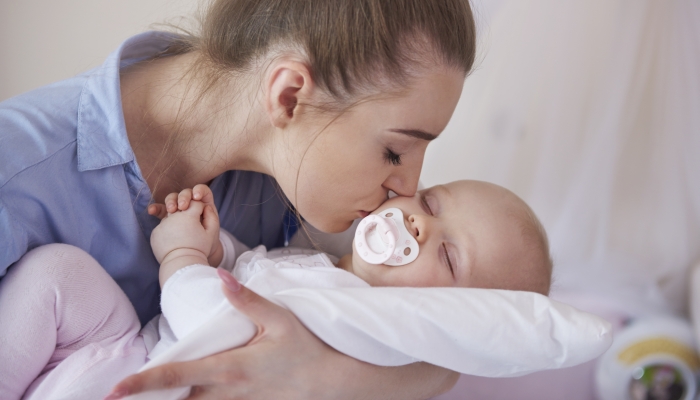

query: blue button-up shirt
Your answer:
[0,32,288,324]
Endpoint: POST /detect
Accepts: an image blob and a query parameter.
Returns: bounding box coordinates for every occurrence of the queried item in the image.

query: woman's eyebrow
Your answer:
[389,129,437,141]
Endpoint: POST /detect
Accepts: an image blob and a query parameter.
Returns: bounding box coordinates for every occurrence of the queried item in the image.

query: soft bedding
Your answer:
[125,245,612,400]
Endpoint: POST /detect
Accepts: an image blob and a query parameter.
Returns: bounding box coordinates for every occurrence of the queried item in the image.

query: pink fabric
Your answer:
[0,244,147,400]
[431,360,598,400]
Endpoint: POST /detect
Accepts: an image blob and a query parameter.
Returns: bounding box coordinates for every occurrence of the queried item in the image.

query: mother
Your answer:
[0,0,475,398]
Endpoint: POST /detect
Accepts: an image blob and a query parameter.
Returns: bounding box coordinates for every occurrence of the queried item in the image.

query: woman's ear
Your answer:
[265,60,314,128]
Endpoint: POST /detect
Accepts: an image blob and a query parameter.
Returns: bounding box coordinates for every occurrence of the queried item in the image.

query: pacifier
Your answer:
[354,208,419,266]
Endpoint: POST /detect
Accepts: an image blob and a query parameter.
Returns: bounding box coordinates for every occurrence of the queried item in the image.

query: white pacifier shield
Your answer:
[354,208,419,266]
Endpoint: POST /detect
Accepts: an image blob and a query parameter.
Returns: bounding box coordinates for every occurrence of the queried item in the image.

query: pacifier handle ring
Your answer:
[355,215,396,264]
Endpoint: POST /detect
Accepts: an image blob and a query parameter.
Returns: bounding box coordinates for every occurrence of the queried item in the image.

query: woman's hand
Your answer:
[106,271,460,400]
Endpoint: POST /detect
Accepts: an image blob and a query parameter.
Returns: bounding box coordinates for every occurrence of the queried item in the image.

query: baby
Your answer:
[339,179,551,293]
[0,180,552,400]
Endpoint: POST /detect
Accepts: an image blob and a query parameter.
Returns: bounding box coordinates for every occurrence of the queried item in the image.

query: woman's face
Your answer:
[275,67,465,233]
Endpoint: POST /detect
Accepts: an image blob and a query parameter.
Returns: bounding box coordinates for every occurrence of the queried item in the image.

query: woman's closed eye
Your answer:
[383,148,402,166]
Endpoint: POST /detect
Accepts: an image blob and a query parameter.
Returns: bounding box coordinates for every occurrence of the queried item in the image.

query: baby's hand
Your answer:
[150,199,220,264]
[151,195,221,287]
[149,184,224,266]
[148,184,215,218]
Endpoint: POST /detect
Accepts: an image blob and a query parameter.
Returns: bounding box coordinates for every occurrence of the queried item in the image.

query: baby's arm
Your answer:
[150,187,221,287]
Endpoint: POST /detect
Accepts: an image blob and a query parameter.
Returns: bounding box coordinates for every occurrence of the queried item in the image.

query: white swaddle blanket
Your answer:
[127,237,612,400]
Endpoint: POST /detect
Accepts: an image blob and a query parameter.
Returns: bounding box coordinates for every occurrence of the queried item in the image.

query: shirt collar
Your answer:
[77,31,178,172]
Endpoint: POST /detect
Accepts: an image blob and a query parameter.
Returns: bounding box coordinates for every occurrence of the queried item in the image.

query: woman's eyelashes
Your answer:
[383,148,402,166]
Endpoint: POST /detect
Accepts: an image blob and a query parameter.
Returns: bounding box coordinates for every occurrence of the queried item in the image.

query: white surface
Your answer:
[433,360,598,400]
[426,3,700,396]
[422,0,700,318]
[129,245,612,399]
[280,287,612,376]
[5,0,698,397]
[0,0,199,101]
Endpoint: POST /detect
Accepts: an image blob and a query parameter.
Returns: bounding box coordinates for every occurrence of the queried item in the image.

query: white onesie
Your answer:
[146,230,368,362]
[131,231,374,399]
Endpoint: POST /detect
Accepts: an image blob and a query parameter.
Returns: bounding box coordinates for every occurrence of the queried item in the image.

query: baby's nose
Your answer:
[407,214,428,242]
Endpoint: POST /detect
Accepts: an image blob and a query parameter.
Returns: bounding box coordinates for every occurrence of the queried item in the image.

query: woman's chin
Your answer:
[304,215,354,234]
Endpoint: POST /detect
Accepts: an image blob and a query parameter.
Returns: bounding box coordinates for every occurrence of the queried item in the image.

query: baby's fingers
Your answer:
[201,205,220,233]
[192,184,215,208]
[148,204,169,220]
[177,189,193,211]
[164,192,180,214]
[162,185,212,214]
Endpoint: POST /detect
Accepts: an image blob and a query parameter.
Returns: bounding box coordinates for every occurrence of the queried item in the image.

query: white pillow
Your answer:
[276,286,612,377]
[128,262,612,400]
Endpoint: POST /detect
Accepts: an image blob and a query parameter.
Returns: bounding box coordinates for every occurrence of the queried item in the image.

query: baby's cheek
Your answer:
[404,260,445,288]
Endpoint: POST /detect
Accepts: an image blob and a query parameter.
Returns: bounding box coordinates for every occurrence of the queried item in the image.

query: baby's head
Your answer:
[341,180,552,295]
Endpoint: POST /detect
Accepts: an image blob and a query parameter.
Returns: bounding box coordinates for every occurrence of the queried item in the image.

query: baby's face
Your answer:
[347,180,542,290]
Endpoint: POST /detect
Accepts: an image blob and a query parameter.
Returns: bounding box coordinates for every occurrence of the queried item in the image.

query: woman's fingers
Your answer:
[217,269,292,333]
[217,268,242,292]
[177,189,193,211]
[164,192,179,214]
[108,357,226,399]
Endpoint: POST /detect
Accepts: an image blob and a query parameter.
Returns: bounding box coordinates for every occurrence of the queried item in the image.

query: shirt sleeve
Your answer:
[160,265,226,340]
[216,229,251,272]
[0,199,29,278]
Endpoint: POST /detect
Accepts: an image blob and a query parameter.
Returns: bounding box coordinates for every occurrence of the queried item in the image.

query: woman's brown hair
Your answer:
[172,0,476,98]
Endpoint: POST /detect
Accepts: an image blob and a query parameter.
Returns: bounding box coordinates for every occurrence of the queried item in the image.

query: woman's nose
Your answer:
[382,162,422,197]
[407,214,430,244]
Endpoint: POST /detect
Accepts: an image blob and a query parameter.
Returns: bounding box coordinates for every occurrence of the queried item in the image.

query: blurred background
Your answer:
[2,0,699,398]
[0,0,197,101]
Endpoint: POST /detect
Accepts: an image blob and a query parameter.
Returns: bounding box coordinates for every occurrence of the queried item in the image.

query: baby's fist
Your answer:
[150,200,220,264]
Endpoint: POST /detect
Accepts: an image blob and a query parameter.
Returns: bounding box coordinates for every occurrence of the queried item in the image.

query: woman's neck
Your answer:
[120,52,272,202]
